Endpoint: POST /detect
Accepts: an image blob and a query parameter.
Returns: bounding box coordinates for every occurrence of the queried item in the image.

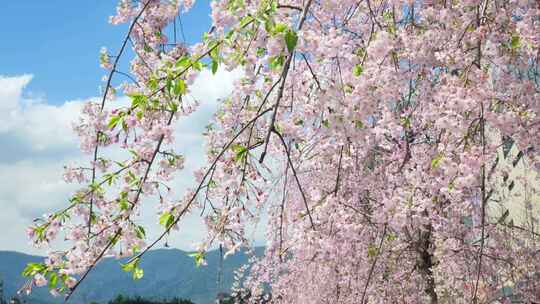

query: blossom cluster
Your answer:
[22,0,540,303]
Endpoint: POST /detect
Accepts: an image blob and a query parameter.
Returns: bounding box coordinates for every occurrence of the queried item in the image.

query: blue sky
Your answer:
[0,1,262,254]
[0,1,213,104]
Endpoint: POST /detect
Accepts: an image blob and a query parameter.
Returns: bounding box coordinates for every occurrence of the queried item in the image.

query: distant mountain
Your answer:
[0,247,264,304]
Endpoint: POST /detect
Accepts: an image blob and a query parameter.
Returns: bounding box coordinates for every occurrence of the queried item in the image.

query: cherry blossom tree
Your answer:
[21,0,540,303]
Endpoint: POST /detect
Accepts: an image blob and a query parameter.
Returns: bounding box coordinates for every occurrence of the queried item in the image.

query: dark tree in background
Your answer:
[0,276,5,304]
[107,295,194,304]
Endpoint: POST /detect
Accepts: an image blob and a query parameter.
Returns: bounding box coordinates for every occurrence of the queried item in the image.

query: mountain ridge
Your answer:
[0,247,263,304]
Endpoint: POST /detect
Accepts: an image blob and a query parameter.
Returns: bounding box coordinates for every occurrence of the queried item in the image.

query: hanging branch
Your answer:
[259,0,314,164]
[273,130,316,230]
[87,0,152,239]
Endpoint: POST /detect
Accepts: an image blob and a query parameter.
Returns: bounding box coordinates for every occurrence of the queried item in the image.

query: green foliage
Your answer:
[510,35,520,50]
[284,29,298,54]
[21,262,46,277]
[188,251,206,267]
[121,258,144,280]
[108,295,194,304]
[367,244,379,258]
[269,54,285,70]
[353,64,363,77]
[159,212,175,230]
[231,144,248,163]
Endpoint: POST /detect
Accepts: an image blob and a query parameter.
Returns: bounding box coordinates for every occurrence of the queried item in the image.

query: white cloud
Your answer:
[0,74,33,132]
[0,70,243,255]
[0,74,86,155]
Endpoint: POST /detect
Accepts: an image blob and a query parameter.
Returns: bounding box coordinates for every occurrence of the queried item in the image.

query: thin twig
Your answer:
[273,130,316,230]
[126,107,274,264]
[259,0,314,164]
[87,0,152,240]
[334,146,344,196]
[360,225,387,304]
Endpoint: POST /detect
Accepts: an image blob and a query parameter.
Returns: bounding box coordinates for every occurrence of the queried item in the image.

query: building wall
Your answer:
[487,135,540,234]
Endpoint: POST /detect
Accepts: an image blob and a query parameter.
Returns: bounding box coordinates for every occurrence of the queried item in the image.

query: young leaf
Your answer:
[48,272,58,289]
[239,15,254,28]
[211,59,219,75]
[159,212,175,229]
[285,29,298,53]
[176,56,190,69]
[353,64,363,77]
[431,154,443,169]
[118,199,129,211]
[121,258,139,273]
[510,35,520,50]
[133,267,144,280]
[231,144,248,163]
[135,225,146,239]
[367,244,378,258]
[188,251,206,267]
[22,263,46,277]
[273,23,288,34]
[174,79,186,95]
[269,55,285,70]
[108,115,121,130]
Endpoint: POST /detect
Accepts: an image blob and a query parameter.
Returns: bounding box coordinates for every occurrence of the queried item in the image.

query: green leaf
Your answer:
[211,59,219,75]
[431,154,443,169]
[231,144,248,163]
[135,225,146,239]
[90,181,104,194]
[256,47,266,57]
[119,199,129,211]
[159,212,175,229]
[108,115,121,130]
[273,23,288,34]
[174,79,186,95]
[367,244,378,258]
[239,15,254,28]
[166,78,173,94]
[353,64,363,77]
[176,56,191,69]
[510,35,520,50]
[48,272,58,289]
[210,45,220,61]
[22,263,46,277]
[121,258,144,280]
[128,149,138,158]
[284,29,298,53]
[386,233,397,242]
[104,172,117,186]
[133,267,144,280]
[264,18,274,33]
[269,55,285,70]
[400,116,411,128]
[148,77,159,91]
[192,61,204,71]
[188,251,206,267]
[121,258,139,273]
[168,101,179,112]
[129,93,147,107]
